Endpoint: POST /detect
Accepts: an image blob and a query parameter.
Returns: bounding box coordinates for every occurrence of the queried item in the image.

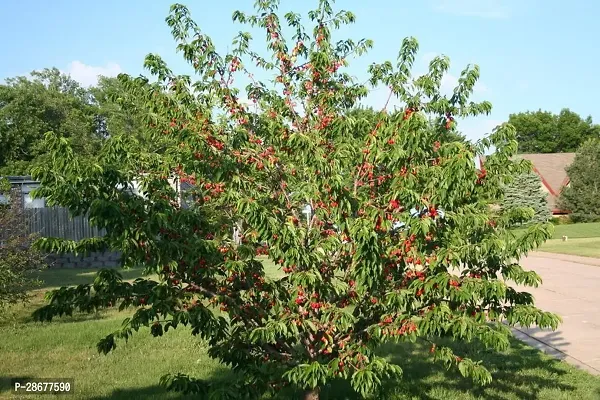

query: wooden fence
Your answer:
[24,207,105,240]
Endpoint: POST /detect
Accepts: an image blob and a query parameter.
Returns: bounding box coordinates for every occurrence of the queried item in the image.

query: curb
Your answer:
[528,251,600,267]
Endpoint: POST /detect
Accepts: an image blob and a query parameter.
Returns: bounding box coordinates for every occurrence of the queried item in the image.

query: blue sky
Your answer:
[1,0,599,140]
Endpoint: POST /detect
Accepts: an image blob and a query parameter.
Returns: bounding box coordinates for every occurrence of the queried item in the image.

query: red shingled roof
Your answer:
[478,153,575,213]
[516,153,575,213]
[516,153,575,194]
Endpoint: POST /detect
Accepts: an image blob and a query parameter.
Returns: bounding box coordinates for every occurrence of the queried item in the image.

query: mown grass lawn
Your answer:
[512,222,600,258]
[1,265,600,399]
[538,237,600,258]
[535,222,600,258]
[549,222,600,239]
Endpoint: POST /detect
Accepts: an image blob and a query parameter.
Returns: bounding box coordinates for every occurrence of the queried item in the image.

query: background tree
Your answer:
[558,139,600,222]
[509,108,600,154]
[31,2,558,399]
[502,171,551,226]
[91,75,148,141]
[0,178,45,315]
[0,70,155,175]
[0,68,103,175]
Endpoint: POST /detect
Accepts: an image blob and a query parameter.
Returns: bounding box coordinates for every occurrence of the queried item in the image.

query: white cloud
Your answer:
[431,0,509,19]
[459,118,504,141]
[475,81,488,93]
[361,87,404,111]
[421,52,439,66]
[64,61,123,87]
[441,74,459,94]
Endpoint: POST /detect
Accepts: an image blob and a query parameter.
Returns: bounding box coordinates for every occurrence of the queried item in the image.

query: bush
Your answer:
[0,179,45,314]
[559,139,600,222]
[550,215,572,225]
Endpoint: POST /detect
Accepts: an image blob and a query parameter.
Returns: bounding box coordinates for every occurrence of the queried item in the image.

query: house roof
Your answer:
[478,153,576,213]
[515,153,576,212]
[515,153,575,196]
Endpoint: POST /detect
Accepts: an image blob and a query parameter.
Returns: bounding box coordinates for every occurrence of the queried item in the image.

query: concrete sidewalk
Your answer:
[514,253,600,374]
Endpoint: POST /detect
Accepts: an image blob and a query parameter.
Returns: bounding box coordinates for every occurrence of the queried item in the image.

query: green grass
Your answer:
[512,222,600,258]
[550,222,600,239]
[538,237,600,258]
[514,222,600,240]
[1,266,600,399]
[33,267,148,290]
[538,222,600,258]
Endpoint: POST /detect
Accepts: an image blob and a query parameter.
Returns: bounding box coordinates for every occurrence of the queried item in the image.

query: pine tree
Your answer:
[502,171,552,226]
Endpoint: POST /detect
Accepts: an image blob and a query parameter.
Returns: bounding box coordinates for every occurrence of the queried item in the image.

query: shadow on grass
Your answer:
[0,290,119,328]
[0,305,110,330]
[86,368,237,400]
[292,334,584,400]
[1,306,115,329]
[372,337,577,400]
[0,376,34,395]
[514,330,571,358]
[34,267,147,291]
[80,336,585,400]
[87,384,197,400]
[0,377,194,400]
[1,334,591,400]
[0,267,150,326]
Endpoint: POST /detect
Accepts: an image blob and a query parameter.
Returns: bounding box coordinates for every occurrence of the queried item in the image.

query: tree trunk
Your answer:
[233,219,243,246]
[303,387,320,400]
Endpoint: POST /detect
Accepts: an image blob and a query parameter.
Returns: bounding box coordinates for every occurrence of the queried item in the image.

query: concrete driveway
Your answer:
[513,252,600,374]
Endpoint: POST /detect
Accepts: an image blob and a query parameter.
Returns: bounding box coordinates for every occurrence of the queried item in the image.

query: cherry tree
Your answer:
[32,2,559,398]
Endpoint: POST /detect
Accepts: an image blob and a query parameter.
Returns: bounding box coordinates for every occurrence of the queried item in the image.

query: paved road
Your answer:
[514,252,600,374]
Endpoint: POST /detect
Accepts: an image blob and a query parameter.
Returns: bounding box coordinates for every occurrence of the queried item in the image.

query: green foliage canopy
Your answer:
[0,68,103,175]
[559,139,600,222]
[509,109,600,154]
[0,70,150,175]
